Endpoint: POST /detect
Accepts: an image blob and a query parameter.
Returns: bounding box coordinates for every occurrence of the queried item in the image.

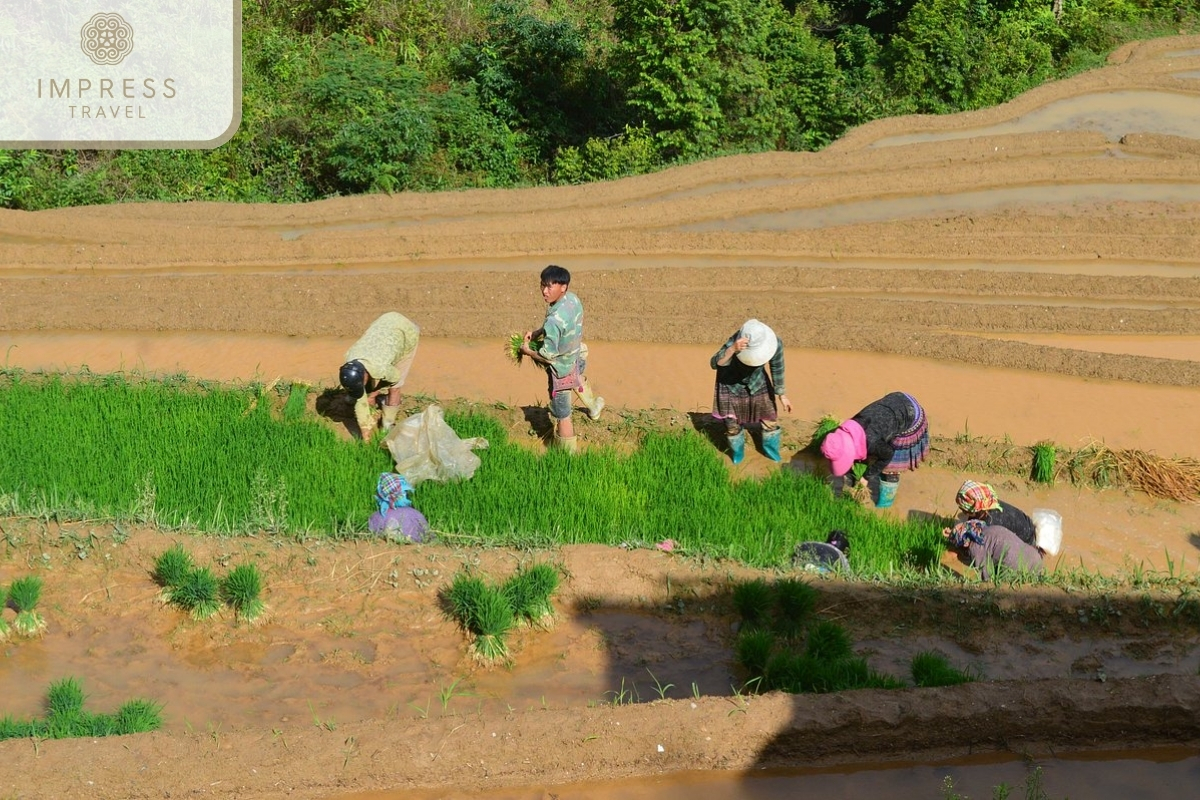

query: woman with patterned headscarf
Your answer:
[944,519,1043,581]
[955,480,1037,547]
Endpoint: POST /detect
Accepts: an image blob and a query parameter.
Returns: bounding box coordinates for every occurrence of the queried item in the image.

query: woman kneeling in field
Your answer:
[945,519,1044,582]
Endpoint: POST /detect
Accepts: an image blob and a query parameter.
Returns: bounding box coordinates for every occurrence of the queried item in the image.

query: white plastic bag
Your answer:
[1031,508,1063,556]
[384,404,489,486]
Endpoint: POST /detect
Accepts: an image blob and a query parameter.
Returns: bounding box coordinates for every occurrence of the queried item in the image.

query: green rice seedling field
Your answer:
[0,371,391,534]
[416,414,945,572]
[0,372,946,574]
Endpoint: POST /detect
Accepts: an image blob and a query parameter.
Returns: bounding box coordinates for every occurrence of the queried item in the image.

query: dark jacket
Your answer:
[850,392,917,480]
[979,502,1037,547]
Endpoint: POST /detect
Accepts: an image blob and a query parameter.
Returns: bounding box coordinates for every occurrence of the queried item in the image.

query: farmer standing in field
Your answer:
[710,319,791,464]
[339,311,420,440]
[519,265,604,453]
[820,391,929,507]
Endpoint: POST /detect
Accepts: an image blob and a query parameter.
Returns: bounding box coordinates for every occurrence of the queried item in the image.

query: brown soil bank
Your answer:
[3,34,1200,800]
[2,523,1200,800]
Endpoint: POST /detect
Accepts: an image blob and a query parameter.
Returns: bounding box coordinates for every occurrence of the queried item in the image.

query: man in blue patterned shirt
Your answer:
[520,265,604,453]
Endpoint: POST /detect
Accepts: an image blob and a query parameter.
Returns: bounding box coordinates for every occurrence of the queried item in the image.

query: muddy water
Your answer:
[872,90,1200,146]
[0,598,733,732]
[335,747,1200,800]
[675,182,1200,233]
[4,331,1200,457]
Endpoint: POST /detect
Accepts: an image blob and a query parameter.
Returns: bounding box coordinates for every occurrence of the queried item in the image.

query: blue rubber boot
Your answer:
[727,430,746,464]
[762,427,782,462]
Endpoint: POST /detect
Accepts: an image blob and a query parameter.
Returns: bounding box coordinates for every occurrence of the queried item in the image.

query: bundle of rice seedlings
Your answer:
[911,650,975,687]
[45,676,86,735]
[8,575,47,637]
[762,651,816,694]
[772,578,818,639]
[1031,441,1057,484]
[153,544,194,602]
[806,415,841,450]
[0,715,37,740]
[502,563,559,627]
[735,628,776,678]
[171,566,221,620]
[807,657,901,692]
[731,578,773,630]
[470,586,514,664]
[805,619,853,662]
[504,333,543,366]
[114,698,164,734]
[220,563,267,624]
[444,572,489,631]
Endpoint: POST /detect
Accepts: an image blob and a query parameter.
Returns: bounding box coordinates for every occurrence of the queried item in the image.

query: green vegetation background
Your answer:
[1,0,1194,208]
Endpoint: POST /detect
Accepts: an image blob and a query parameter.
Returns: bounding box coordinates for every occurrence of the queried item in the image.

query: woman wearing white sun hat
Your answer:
[710,319,791,464]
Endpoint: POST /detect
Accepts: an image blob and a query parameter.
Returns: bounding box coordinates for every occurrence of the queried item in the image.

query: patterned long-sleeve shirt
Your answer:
[710,332,785,397]
[345,312,420,385]
[538,291,584,378]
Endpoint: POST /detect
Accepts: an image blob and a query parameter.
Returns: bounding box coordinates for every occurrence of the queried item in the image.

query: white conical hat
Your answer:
[737,319,778,367]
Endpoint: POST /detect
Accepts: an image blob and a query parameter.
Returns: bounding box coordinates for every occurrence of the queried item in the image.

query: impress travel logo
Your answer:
[1,2,240,149]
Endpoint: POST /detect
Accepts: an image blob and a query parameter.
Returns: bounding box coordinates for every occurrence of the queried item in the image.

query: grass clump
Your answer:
[220,563,268,624]
[7,575,47,637]
[0,677,163,741]
[911,650,976,687]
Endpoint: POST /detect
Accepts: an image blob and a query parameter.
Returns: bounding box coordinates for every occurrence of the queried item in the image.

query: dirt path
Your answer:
[2,34,1200,800]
